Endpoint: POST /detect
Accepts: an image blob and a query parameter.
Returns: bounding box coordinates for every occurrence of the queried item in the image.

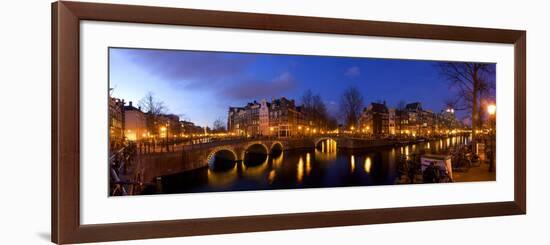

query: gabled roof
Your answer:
[123,103,142,112]
[405,102,422,111]
[365,102,388,113]
[371,102,388,112]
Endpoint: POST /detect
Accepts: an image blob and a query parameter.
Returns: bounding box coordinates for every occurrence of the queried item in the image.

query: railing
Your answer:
[128,134,460,156]
[109,143,145,196]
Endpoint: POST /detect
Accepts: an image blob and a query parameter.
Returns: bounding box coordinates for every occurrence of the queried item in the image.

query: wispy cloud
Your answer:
[220,72,297,100]
[114,48,254,89]
[112,48,300,106]
[345,66,361,78]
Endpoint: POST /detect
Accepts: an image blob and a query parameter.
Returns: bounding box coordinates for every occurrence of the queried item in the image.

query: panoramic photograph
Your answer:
[108,47,496,196]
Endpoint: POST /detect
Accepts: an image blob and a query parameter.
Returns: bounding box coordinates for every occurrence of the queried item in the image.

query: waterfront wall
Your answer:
[135,136,463,183]
[136,151,205,183]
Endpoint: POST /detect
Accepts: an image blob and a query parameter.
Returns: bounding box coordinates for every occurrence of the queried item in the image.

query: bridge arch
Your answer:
[241,142,269,165]
[207,147,238,171]
[314,137,338,146]
[242,142,269,155]
[269,141,284,154]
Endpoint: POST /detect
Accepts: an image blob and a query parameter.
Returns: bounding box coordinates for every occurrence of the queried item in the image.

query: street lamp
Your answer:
[486,103,496,135]
[487,104,497,116]
[159,126,168,152]
[486,103,496,172]
[487,104,496,116]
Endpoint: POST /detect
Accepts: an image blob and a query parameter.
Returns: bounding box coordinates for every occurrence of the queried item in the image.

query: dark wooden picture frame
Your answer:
[51,1,526,244]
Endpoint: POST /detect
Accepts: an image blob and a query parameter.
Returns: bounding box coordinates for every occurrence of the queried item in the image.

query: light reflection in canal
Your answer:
[206,163,237,187]
[297,156,304,183]
[350,155,355,173]
[241,157,270,179]
[157,136,471,194]
[364,157,372,173]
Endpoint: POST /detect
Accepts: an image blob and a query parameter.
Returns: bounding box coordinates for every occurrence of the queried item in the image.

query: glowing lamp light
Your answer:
[487,104,496,116]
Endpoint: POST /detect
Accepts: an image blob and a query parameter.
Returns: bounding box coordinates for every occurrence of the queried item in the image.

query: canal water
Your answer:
[154,135,471,195]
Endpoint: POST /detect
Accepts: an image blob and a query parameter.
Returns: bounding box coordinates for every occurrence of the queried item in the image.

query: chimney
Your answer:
[129,101,133,107]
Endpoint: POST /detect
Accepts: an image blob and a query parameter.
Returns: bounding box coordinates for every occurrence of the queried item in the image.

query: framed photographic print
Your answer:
[52,1,526,244]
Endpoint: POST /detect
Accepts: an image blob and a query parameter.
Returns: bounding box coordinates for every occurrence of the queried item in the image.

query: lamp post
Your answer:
[366,126,370,138]
[160,126,167,152]
[487,104,496,172]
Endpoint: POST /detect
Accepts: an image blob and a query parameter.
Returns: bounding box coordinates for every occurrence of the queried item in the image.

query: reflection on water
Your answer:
[242,154,269,179]
[297,156,304,183]
[207,164,237,187]
[315,139,337,162]
[158,136,471,194]
[350,155,355,173]
[273,151,284,168]
[306,153,312,175]
[364,157,372,173]
[268,170,276,184]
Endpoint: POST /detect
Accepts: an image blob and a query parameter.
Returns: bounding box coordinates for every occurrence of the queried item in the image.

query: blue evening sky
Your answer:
[109,48,495,128]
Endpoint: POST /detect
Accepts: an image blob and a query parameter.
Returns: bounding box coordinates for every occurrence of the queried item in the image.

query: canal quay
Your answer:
[108,49,497,196]
[108,98,497,196]
[110,133,495,195]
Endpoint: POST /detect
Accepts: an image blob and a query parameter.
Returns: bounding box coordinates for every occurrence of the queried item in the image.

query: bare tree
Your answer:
[176,113,190,122]
[326,116,339,130]
[301,90,331,130]
[312,94,328,124]
[396,100,406,111]
[301,89,314,110]
[439,62,494,139]
[339,86,364,128]
[443,97,466,111]
[212,118,226,132]
[138,92,167,135]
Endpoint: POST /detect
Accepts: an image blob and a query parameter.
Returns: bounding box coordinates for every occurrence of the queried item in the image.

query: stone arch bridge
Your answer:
[184,136,387,164]
[138,136,397,182]
[187,138,319,165]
